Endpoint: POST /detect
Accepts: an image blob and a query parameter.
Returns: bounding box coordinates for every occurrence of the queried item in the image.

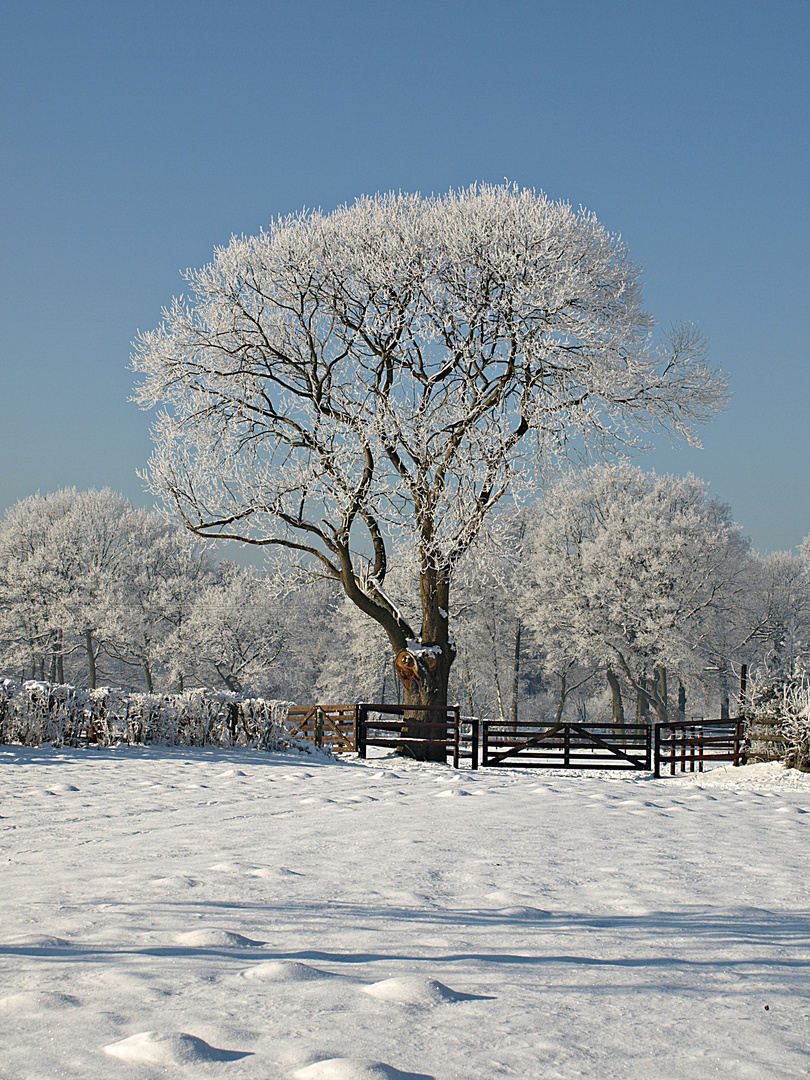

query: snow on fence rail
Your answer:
[0,678,295,750]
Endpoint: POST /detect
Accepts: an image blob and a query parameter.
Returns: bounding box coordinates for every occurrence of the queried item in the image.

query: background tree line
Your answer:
[1,477,806,722]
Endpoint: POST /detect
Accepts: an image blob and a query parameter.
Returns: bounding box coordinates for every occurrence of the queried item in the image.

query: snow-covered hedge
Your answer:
[0,678,295,750]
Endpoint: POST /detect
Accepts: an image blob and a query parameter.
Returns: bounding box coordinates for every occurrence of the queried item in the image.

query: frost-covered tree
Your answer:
[523,465,751,723]
[0,489,134,686]
[738,548,810,724]
[744,549,810,680]
[133,183,727,713]
[173,561,286,694]
[103,510,216,692]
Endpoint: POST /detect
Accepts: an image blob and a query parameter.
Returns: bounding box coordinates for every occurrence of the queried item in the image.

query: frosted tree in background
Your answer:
[133,183,728,713]
[0,489,133,686]
[172,561,286,694]
[103,510,215,693]
[523,465,751,722]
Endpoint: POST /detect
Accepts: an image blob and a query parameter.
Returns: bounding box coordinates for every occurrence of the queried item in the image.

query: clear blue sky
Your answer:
[2,0,808,553]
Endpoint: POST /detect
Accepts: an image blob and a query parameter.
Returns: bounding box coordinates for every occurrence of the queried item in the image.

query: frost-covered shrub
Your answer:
[0,678,295,750]
[776,680,810,772]
[746,669,810,770]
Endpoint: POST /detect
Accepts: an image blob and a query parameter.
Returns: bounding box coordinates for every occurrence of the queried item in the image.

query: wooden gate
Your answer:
[285,704,357,752]
[356,703,477,768]
[480,719,651,770]
[653,718,745,777]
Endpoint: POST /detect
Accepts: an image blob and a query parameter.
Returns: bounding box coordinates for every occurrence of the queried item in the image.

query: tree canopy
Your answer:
[133,183,728,707]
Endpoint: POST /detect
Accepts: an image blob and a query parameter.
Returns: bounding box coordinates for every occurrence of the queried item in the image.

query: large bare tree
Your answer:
[133,183,728,712]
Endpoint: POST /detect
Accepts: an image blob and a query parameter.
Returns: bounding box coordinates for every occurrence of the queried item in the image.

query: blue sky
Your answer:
[1,0,808,552]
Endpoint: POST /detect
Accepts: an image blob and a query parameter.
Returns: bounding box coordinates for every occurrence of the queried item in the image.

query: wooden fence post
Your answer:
[356,705,367,759]
[315,707,324,748]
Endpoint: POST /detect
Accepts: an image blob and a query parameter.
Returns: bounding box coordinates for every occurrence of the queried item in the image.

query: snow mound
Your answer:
[433,788,473,798]
[241,960,327,982]
[670,761,810,790]
[102,1031,251,1064]
[44,783,79,794]
[360,976,466,1005]
[149,874,199,888]
[173,928,265,947]
[496,905,549,919]
[293,1059,434,1080]
[0,991,80,1013]
[8,934,71,949]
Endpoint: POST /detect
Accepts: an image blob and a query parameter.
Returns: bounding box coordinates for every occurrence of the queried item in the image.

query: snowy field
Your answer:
[1,746,809,1080]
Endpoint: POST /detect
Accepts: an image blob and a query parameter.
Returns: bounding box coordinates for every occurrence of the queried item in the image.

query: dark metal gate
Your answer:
[480,719,652,770]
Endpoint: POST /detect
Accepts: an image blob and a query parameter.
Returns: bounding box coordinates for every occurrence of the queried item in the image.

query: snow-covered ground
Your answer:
[1,746,809,1080]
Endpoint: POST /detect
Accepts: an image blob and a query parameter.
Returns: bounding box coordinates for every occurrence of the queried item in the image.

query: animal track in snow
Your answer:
[103,1031,251,1065]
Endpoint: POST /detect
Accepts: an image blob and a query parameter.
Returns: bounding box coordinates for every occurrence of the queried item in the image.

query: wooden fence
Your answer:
[285,704,357,752]
[653,718,746,777]
[745,716,789,762]
[480,719,652,770]
[283,702,752,779]
[356,703,477,769]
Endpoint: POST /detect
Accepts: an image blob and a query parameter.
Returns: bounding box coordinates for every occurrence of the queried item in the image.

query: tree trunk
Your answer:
[392,562,456,761]
[142,661,154,694]
[678,681,687,720]
[636,677,648,723]
[85,629,97,690]
[462,654,476,718]
[510,619,521,729]
[606,667,624,724]
[56,629,64,684]
[657,666,667,712]
[554,672,567,724]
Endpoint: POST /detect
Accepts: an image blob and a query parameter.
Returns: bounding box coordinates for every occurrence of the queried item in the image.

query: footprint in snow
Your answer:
[241,960,330,982]
[103,1031,251,1065]
[293,1058,435,1080]
[173,929,266,947]
[361,976,482,1005]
